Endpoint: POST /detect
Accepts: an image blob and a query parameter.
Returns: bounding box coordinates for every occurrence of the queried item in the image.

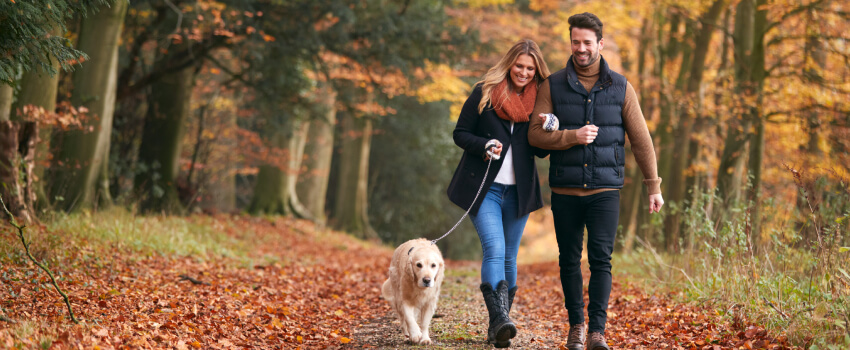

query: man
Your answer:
[528,12,664,350]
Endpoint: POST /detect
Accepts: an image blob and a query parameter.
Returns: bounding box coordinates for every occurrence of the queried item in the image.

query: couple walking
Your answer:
[447,12,665,349]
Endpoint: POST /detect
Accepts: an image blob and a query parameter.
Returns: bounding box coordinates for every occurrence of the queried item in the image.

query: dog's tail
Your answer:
[380,279,393,301]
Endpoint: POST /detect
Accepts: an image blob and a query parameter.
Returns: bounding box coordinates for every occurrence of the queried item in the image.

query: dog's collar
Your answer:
[408,246,415,255]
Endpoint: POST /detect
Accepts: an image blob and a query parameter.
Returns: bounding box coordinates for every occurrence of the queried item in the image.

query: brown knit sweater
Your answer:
[529,56,662,196]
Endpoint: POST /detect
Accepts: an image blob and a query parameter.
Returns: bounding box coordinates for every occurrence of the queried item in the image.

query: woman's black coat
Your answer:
[446,84,548,218]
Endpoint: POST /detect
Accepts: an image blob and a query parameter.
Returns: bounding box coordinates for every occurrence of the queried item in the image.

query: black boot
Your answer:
[507,286,517,312]
[480,281,516,348]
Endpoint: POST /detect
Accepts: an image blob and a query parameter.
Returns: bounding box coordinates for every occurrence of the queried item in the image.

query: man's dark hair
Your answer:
[568,12,603,42]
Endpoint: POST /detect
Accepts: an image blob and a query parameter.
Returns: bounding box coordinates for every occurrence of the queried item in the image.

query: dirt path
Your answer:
[1,215,796,349]
[353,260,796,349]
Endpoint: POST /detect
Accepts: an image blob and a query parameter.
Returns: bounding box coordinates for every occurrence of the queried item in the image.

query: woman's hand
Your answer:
[538,113,560,131]
[575,125,599,145]
[484,139,503,161]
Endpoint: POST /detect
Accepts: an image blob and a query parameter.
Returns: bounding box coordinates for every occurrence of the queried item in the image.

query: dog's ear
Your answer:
[405,254,416,281]
[436,260,445,284]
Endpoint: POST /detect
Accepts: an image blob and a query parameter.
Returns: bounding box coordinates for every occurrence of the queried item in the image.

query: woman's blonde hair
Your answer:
[477,39,551,114]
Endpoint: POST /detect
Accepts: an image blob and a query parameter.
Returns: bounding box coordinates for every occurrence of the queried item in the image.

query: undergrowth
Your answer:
[617,166,850,349]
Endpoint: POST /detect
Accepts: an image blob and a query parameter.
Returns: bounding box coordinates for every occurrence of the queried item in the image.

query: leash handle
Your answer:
[431,157,493,245]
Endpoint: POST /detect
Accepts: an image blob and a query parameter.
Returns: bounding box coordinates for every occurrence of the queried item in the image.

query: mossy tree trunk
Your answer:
[249,118,310,217]
[0,83,28,221]
[329,109,377,239]
[50,0,127,212]
[11,24,62,214]
[134,65,196,214]
[296,83,336,224]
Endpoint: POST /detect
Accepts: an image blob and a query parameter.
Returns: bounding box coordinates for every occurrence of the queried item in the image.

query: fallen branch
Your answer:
[178,274,211,286]
[0,195,78,323]
[761,297,789,319]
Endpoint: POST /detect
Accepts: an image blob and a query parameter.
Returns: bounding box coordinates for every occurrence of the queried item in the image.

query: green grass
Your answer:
[1,207,252,267]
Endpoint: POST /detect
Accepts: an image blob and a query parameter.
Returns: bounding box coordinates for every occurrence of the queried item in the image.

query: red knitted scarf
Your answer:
[491,79,538,123]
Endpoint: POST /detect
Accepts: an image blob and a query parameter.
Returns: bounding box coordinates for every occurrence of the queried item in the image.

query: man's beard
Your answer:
[574,51,599,67]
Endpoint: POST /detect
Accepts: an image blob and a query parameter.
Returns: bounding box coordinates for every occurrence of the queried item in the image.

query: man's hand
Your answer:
[649,193,664,213]
[576,125,599,145]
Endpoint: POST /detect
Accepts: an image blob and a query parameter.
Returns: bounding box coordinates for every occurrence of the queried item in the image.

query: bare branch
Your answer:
[763,0,827,34]
[163,0,183,35]
[0,195,78,324]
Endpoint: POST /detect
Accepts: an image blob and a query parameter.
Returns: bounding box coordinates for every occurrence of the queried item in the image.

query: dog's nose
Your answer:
[423,277,431,285]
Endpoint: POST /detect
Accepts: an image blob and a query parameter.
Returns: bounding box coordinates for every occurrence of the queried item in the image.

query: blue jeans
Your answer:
[470,183,529,290]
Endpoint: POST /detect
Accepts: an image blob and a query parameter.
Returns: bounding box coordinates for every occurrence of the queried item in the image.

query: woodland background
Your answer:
[1,0,849,348]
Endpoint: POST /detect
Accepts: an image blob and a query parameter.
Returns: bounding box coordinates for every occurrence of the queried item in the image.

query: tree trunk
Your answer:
[286,121,312,219]
[297,84,337,224]
[747,0,768,250]
[0,84,11,122]
[250,165,287,214]
[330,110,378,239]
[748,115,765,246]
[135,65,195,214]
[198,98,237,213]
[621,167,645,254]
[663,0,728,252]
[716,0,757,214]
[50,0,127,212]
[12,30,62,211]
[249,118,310,216]
[654,10,679,193]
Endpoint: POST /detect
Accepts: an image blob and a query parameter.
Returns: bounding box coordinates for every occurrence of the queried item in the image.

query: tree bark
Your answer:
[249,118,310,217]
[716,0,760,216]
[250,165,287,214]
[621,166,644,254]
[663,0,728,252]
[50,0,127,212]
[286,121,312,219]
[134,65,196,214]
[0,84,11,122]
[747,0,769,249]
[198,97,237,214]
[330,110,378,239]
[296,84,337,224]
[0,121,30,223]
[12,25,61,212]
[654,10,679,193]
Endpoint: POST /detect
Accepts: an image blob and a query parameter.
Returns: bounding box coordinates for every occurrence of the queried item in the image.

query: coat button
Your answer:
[584,164,588,167]
[487,133,491,137]
[586,121,590,124]
[584,184,587,187]
[471,172,475,177]
[588,99,592,103]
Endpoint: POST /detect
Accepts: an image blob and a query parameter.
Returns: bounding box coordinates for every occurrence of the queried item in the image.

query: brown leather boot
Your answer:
[586,332,610,350]
[565,324,586,350]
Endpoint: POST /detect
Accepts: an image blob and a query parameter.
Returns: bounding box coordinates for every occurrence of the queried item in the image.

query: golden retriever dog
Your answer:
[381,238,445,345]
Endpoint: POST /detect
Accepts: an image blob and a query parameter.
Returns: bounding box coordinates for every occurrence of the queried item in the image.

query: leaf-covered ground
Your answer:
[1,215,799,349]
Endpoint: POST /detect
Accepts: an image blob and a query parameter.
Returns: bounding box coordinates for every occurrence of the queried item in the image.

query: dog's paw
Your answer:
[408,331,423,344]
[417,335,432,345]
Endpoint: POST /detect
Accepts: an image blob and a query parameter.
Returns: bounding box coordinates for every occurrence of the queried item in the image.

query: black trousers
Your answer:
[551,190,619,334]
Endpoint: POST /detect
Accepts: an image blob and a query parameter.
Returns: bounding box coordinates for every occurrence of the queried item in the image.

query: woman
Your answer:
[446,39,551,348]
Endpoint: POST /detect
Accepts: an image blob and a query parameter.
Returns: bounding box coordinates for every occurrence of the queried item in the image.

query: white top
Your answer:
[494,121,516,185]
